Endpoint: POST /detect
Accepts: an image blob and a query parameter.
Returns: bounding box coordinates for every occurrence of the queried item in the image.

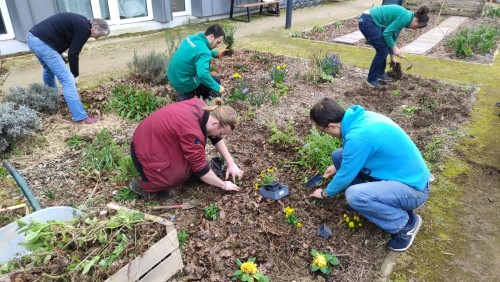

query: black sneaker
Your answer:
[378,74,393,82]
[387,212,422,252]
[129,177,169,201]
[129,177,146,197]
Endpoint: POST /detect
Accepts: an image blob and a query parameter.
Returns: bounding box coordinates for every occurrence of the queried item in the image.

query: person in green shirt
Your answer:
[358,5,430,88]
[167,24,227,101]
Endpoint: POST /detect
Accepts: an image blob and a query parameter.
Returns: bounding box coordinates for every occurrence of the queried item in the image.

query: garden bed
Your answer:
[2,49,476,281]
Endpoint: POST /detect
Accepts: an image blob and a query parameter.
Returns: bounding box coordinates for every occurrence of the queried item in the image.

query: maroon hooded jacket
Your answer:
[132,98,221,192]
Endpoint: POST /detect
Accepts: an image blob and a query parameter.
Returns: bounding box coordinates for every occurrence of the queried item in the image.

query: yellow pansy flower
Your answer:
[267,168,274,173]
[313,254,327,267]
[296,222,302,228]
[240,261,258,275]
[282,63,287,68]
[233,72,241,79]
[343,214,347,218]
[358,223,362,227]
[284,206,295,217]
[254,182,259,190]
[277,65,281,70]
[349,222,354,228]
[345,217,350,223]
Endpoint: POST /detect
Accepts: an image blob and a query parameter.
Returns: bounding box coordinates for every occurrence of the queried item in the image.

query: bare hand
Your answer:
[392,46,402,57]
[226,163,243,183]
[223,181,240,192]
[309,188,325,199]
[323,165,337,178]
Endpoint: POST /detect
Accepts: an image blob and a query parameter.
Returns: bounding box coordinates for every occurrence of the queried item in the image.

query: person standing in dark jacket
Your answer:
[129,97,243,200]
[27,13,109,124]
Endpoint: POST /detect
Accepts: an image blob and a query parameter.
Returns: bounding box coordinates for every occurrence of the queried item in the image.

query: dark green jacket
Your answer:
[369,5,414,48]
[167,33,220,93]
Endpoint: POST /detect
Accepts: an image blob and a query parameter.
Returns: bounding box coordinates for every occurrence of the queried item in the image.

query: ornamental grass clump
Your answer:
[284,206,302,228]
[342,213,362,232]
[0,102,42,154]
[108,84,169,121]
[231,258,269,282]
[310,249,340,275]
[269,63,287,84]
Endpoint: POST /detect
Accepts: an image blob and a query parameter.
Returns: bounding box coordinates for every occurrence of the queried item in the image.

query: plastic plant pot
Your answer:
[317,223,332,239]
[259,182,289,200]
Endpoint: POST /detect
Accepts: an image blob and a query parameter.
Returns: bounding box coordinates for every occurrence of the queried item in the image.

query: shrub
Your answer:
[317,53,342,76]
[4,83,59,113]
[297,126,342,173]
[446,25,499,57]
[223,25,237,49]
[312,25,324,33]
[0,102,42,153]
[203,203,218,221]
[108,84,168,121]
[128,50,169,85]
[267,122,298,147]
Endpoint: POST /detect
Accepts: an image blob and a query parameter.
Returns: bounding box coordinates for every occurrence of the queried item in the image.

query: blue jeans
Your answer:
[27,33,88,121]
[332,148,430,234]
[358,13,390,84]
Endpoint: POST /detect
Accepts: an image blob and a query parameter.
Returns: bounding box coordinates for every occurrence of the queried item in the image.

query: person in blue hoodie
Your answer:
[309,97,431,252]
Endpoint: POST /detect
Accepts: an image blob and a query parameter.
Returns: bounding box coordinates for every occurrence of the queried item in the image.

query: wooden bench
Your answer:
[230,0,280,22]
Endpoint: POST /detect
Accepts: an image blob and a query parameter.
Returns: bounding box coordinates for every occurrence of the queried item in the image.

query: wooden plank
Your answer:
[106,229,181,282]
[139,249,184,282]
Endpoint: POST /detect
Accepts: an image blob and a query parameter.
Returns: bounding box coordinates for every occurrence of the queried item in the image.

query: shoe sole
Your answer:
[388,214,422,252]
[378,78,393,82]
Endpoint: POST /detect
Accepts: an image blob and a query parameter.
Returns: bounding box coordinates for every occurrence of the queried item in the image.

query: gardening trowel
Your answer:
[152,200,198,210]
[305,173,324,190]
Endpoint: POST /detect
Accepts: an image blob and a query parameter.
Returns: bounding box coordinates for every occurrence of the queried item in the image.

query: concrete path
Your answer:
[332,30,364,44]
[401,16,468,55]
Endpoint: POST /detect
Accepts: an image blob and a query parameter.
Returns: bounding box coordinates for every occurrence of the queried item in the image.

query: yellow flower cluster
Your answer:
[313,254,327,267]
[284,206,295,218]
[342,213,362,231]
[240,261,258,275]
[255,167,276,189]
[233,72,242,79]
[276,63,287,70]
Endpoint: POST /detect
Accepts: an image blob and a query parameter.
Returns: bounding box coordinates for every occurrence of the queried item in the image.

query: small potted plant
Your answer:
[231,258,269,282]
[223,26,237,57]
[310,249,340,275]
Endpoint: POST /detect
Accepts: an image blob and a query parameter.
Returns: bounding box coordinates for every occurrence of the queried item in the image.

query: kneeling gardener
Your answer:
[309,97,431,252]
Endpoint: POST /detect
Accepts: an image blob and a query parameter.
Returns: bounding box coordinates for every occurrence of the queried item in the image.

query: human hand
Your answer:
[218,49,226,58]
[392,46,401,57]
[323,165,337,178]
[222,180,240,192]
[226,163,243,183]
[391,56,398,64]
[309,188,326,199]
[219,86,225,93]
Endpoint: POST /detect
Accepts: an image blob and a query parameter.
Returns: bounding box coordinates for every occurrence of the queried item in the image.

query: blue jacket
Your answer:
[325,105,430,197]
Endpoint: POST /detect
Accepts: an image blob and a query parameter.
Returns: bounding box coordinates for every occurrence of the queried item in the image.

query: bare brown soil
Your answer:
[1,49,475,281]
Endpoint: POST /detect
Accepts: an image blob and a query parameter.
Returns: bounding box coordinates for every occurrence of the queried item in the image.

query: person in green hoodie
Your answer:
[168,24,227,101]
[358,5,430,88]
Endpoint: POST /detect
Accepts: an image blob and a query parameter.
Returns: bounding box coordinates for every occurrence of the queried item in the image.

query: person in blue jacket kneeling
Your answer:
[309,97,431,252]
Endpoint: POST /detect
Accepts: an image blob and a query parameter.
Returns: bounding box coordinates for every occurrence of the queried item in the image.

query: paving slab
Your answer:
[332,30,364,44]
[401,16,468,55]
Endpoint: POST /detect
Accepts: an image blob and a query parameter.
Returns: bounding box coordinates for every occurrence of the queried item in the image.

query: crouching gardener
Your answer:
[129,97,243,200]
[308,98,430,252]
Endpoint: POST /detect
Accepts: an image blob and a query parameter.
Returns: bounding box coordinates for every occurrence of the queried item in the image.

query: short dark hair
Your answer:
[204,24,225,39]
[310,97,345,126]
[415,6,430,28]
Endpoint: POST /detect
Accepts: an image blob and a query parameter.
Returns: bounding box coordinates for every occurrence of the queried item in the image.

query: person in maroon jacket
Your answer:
[129,97,243,200]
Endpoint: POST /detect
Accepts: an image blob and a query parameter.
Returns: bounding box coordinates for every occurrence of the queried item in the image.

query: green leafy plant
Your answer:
[113,186,138,203]
[421,96,437,112]
[245,82,273,108]
[66,134,85,148]
[423,136,444,169]
[203,203,219,221]
[484,6,500,18]
[115,156,140,181]
[289,31,303,38]
[269,63,287,84]
[283,206,302,228]
[334,21,342,29]
[401,105,418,118]
[227,72,250,104]
[267,122,298,147]
[250,53,270,64]
[297,127,342,173]
[177,230,189,245]
[231,258,269,282]
[393,89,401,96]
[446,25,499,57]
[254,167,276,189]
[312,25,324,33]
[223,25,237,49]
[108,84,169,121]
[341,213,362,232]
[80,129,124,173]
[310,249,340,275]
[317,53,342,76]
[0,167,8,179]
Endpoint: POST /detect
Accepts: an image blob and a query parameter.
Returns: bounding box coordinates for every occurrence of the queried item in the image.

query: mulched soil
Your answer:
[2,49,475,281]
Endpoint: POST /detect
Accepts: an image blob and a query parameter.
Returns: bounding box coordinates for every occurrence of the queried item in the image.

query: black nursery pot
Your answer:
[224,49,234,57]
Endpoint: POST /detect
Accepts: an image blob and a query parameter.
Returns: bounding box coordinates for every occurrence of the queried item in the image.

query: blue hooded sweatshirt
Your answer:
[325,105,430,197]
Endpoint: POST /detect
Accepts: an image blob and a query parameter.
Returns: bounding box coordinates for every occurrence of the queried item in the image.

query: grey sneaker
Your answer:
[129,177,146,197]
[129,177,169,202]
[365,80,383,89]
[387,212,422,252]
[378,74,393,82]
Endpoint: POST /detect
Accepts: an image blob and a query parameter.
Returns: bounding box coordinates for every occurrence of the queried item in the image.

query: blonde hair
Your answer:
[203,98,237,130]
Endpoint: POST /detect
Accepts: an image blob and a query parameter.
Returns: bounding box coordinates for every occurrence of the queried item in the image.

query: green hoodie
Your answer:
[369,5,414,48]
[167,33,220,93]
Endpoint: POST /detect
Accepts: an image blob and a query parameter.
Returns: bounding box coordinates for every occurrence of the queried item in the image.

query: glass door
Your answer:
[0,0,14,40]
[172,0,191,17]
